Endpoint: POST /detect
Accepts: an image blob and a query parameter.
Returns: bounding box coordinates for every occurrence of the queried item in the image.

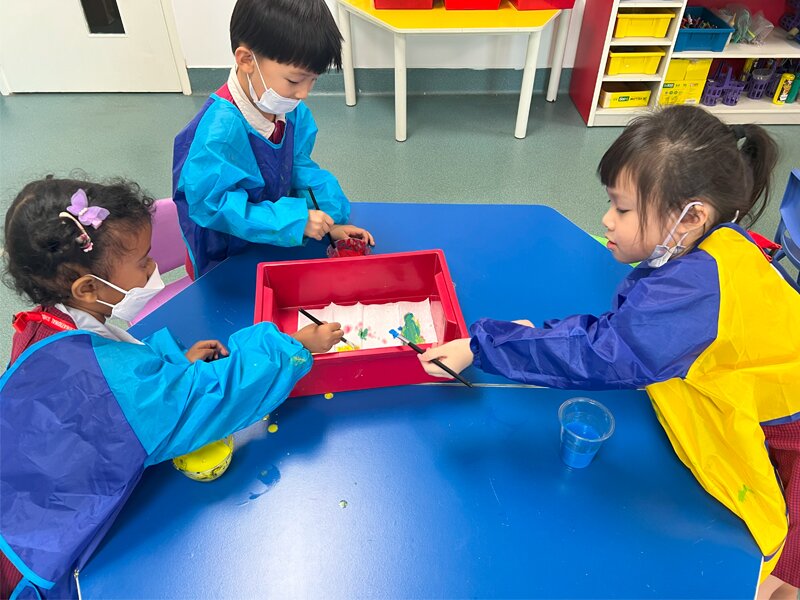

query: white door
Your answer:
[0,0,190,94]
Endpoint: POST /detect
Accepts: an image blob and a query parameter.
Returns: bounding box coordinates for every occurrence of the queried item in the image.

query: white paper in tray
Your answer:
[297,299,437,353]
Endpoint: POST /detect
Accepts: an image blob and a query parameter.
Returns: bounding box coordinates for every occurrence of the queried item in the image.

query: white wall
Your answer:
[171,0,584,70]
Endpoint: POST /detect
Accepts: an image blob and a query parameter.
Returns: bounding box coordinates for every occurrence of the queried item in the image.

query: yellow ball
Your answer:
[172,435,234,482]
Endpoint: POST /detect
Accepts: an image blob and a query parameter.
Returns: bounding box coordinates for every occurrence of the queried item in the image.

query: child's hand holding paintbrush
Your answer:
[306,188,376,249]
[292,313,344,354]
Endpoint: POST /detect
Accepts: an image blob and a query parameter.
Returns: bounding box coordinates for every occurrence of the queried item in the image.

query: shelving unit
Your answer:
[570,0,800,126]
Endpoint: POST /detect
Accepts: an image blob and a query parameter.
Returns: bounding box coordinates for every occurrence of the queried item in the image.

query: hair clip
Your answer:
[58,188,110,253]
[59,212,94,252]
[66,188,109,229]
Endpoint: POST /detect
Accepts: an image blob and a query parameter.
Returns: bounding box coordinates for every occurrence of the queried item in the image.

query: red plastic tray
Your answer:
[254,250,469,397]
[444,0,501,9]
[374,0,433,8]
[511,0,575,8]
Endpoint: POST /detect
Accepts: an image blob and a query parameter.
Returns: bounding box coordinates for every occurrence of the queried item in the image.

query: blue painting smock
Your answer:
[468,224,800,581]
[0,318,311,598]
[172,82,350,277]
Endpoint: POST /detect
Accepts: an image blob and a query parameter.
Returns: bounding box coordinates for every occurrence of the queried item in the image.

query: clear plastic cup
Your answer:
[558,397,615,469]
[327,237,372,258]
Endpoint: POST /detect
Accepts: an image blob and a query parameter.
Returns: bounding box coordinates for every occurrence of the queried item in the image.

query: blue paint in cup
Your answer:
[558,397,615,469]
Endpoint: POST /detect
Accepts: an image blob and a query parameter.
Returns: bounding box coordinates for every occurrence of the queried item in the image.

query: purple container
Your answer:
[701,81,725,106]
[781,11,800,31]
[768,68,789,97]
[748,68,773,100]
[722,80,746,106]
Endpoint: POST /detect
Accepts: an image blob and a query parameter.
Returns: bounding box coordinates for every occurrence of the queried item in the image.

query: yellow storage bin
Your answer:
[659,79,705,105]
[614,9,676,38]
[665,58,713,82]
[599,83,652,108]
[606,47,666,76]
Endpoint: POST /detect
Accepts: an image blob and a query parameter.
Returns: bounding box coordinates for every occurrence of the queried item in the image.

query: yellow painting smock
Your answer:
[647,227,800,580]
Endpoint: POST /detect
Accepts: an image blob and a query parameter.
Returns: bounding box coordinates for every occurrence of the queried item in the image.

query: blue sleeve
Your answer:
[140,328,189,365]
[179,102,309,247]
[93,322,312,465]
[470,254,721,389]
[290,103,350,224]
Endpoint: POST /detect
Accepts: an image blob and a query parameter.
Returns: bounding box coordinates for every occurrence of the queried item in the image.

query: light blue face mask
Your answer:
[646,201,704,268]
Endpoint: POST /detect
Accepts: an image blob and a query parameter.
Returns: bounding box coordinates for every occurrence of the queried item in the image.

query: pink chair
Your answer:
[129,198,192,325]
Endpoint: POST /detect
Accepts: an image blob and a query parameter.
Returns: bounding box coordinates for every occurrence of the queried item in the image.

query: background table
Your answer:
[83,204,761,598]
[336,0,570,140]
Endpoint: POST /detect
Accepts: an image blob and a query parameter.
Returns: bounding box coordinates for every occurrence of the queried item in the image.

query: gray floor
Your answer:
[1,90,798,366]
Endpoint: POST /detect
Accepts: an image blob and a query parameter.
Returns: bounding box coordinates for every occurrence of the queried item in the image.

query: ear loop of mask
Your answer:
[647,201,704,267]
[663,201,704,248]
[250,52,269,97]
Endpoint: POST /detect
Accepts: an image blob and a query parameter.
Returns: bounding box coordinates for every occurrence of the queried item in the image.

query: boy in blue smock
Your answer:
[173,0,374,278]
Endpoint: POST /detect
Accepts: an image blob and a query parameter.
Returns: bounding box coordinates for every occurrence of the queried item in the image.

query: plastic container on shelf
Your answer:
[747,68,774,100]
[511,0,575,9]
[701,78,725,106]
[614,9,675,38]
[444,0,500,8]
[606,47,665,75]
[780,11,800,33]
[599,82,652,108]
[767,64,793,97]
[674,7,735,52]
[374,0,433,8]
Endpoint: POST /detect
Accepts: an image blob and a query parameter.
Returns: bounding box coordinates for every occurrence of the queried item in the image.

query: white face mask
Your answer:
[647,201,704,268]
[247,53,300,114]
[93,265,165,322]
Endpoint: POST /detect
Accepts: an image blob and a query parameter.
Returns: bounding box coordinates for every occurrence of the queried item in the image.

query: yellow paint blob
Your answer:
[336,344,359,352]
[267,424,279,434]
[324,392,334,400]
[172,435,234,482]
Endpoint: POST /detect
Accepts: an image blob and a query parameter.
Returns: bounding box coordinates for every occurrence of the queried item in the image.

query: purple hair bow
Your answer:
[66,189,109,229]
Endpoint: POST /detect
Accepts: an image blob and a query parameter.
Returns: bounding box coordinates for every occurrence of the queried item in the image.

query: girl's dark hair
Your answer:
[598,105,779,231]
[230,0,343,74]
[3,176,153,306]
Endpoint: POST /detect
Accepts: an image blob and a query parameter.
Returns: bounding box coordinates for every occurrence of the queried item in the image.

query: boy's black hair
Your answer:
[230,0,343,74]
[598,105,778,232]
[3,176,153,307]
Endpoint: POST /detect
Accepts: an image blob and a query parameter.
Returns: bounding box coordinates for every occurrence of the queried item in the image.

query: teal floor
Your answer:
[1,90,798,365]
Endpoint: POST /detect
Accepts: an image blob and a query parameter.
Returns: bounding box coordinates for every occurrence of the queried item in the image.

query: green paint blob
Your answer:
[400,313,425,344]
[358,327,369,341]
[738,484,754,503]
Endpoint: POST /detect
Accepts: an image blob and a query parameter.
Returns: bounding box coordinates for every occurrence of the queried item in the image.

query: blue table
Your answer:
[84,204,760,598]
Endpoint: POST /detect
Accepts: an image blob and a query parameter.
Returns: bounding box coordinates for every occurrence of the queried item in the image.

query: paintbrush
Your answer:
[389,329,473,388]
[299,308,356,348]
[307,188,335,249]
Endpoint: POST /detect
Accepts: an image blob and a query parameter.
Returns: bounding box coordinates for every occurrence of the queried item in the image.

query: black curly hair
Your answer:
[3,176,153,306]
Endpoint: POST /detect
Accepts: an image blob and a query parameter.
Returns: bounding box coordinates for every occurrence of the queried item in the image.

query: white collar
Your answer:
[227,66,285,140]
[56,303,143,345]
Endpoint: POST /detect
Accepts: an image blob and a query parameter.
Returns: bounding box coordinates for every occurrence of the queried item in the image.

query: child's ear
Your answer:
[678,201,711,232]
[71,275,99,303]
[234,47,255,74]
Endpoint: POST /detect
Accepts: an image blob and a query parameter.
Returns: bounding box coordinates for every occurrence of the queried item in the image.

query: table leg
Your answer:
[546,10,572,103]
[515,30,542,140]
[338,3,357,107]
[394,32,407,142]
